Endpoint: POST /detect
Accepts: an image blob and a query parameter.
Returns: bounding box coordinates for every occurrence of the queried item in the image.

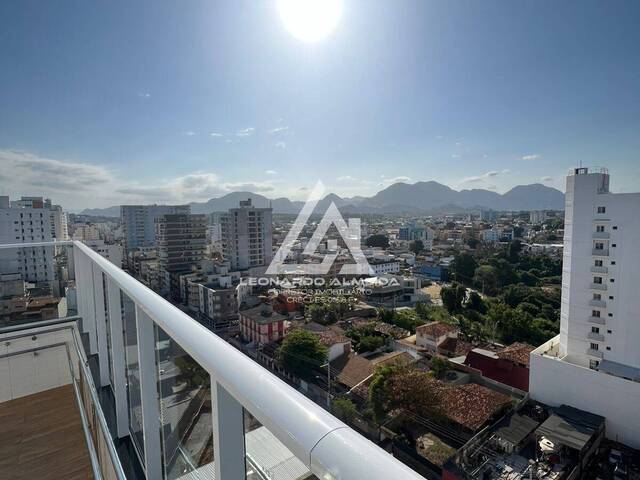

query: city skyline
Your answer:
[2,0,640,208]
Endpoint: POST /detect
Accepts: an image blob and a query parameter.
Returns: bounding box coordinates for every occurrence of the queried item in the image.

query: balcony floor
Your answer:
[0,384,93,479]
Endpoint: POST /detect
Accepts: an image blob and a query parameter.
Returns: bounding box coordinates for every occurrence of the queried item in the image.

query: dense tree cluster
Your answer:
[278,330,328,380]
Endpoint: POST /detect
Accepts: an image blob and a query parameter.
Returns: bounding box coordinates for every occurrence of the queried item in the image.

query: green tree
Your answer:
[410,240,424,255]
[278,330,328,380]
[356,335,385,353]
[368,365,398,422]
[451,252,478,284]
[365,234,390,248]
[441,282,467,313]
[429,356,450,380]
[473,265,498,295]
[332,397,358,423]
[465,290,487,314]
[467,238,480,249]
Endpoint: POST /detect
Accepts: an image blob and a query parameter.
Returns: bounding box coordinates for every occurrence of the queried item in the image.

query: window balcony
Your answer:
[586,348,604,359]
[588,316,606,325]
[592,248,609,256]
[590,283,607,291]
[0,241,425,480]
[587,331,605,342]
[589,299,607,308]
[592,232,610,239]
[590,266,608,274]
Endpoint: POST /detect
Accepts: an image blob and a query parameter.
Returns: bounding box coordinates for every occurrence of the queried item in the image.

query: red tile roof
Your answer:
[438,337,474,357]
[496,342,535,367]
[416,321,458,338]
[441,383,511,431]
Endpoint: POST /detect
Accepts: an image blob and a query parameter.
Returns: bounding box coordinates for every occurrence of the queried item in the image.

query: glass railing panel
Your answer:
[122,292,145,464]
[155,324,214,479]
[243,409,315,480]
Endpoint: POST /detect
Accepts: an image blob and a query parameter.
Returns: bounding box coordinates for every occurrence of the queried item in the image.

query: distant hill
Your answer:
[80,181,564,216]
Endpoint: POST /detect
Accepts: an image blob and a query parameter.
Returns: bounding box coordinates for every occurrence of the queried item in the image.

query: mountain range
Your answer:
[79,181,565,217]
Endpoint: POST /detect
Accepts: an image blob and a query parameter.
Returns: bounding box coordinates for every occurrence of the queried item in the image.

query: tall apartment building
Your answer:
[120,204,190,252]
[221,199,273,271]
[530,167,640,448]
[0,196,68,286]
[155,213,207,296]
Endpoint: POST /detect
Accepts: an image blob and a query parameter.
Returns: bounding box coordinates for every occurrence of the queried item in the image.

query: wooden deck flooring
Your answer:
[0,384,94,479]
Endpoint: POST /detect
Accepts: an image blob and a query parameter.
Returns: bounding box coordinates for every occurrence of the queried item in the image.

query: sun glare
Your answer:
[277,0,343,42]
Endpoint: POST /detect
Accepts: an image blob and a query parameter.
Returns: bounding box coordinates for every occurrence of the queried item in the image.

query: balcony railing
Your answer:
[586,348,604,359]
[592,248,609,256]
[589,299,607,308]
[590,283,607,291]
[588,316,606,325]
[587,331,605,342]
[590,266,608,274]
[0,241,425,480]
[592,232,610,239]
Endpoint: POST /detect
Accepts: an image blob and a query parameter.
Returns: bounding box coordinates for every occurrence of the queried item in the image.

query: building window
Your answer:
[592,310,601,317]
[607,330,612,334]
[591,326,600,333]
[596,225,605,232]
[589,360,599,369]
[590,343,599,350]
[610,278,615,283]
[595,260,603,267]
[609,295,614,300]
[608,313,613,317]
[593,277,603,284]
[593,293,601,301]
[611,261,616,265]
[606,346,611,351]
[613,226,618,230]
[612,243,616,247]
[597,206,606,214]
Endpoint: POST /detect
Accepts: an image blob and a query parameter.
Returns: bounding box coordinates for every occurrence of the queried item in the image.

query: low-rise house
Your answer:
[416,321,459,352]
[463,342,534,392]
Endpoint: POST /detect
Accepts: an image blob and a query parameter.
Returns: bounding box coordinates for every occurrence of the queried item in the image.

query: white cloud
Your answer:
[541,176,553,182]
[236,127,255,137]
[138,92,151,98]
[522,154,540,161]
[502,169,511,174]
[451,154,461,159]
[223,182,274,193]
[269,126,289,134]
[210,132,224,137]
[462,171,499,183]
[380,175,411,186]
[265,170,278,175]
[337,175,355,181]
[274,141,286,149]
[183,131,196,136]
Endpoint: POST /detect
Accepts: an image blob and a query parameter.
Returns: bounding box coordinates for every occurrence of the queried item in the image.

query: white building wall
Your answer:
[530,339,640,449]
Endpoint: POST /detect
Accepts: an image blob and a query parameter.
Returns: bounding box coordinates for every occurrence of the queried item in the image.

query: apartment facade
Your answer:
[120,204,190,252]
[530,167,640,448]
[0,196,67,286]
[221,199,273,271]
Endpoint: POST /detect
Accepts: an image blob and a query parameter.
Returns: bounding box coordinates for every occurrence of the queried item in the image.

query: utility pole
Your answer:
[326,358,331,409]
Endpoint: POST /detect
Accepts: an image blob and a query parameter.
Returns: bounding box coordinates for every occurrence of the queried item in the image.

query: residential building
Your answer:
[239,303,287,345]
[480,210,498,222]
[530,167,640,449]
[82,239,124,268]
[529,210,548,224]
[0,196,67,287]
[155,213,207,296]
[120,204,190,252]
[464,343,534,392]
[415,321,458,352]
[221,199,273,271]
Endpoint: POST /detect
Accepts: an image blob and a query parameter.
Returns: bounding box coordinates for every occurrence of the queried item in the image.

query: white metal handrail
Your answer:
[1,241,427,479]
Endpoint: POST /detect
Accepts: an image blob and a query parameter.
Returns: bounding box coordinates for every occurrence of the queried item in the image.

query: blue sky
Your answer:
[1,0,639,208]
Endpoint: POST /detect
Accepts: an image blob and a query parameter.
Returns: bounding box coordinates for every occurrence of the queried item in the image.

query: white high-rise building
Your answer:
[221,199,273,271]
[530,167,640,448]
[0,196,68,285]
[121,204,190,253]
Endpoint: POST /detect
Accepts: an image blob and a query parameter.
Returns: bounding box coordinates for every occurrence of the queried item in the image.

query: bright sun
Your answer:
[277,0,343,42]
